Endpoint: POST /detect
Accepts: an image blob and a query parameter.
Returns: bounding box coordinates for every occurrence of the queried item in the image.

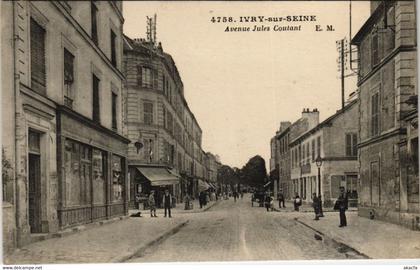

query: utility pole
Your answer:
[341,39,345,109]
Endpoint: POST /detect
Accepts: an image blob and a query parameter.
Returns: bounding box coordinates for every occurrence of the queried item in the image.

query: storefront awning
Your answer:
[198,179,211,192]
[168,168,182,178]
[136,167,180,186]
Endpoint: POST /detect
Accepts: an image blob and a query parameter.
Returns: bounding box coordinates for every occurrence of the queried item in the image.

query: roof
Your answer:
[290,99,358,146]
[351,1,388,45]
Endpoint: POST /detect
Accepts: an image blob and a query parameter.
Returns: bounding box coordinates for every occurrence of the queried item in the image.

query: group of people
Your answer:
[147,189,173,218]
[265,187,349,228]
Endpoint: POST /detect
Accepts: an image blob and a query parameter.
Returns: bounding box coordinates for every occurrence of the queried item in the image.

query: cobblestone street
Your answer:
[128,194,349,262]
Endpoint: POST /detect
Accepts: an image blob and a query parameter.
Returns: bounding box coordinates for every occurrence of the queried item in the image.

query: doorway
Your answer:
[28,130,42,233]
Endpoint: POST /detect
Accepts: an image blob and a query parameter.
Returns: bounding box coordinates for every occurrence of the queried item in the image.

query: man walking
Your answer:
[278,189,285,208]
[148,190,157,217]
[335,187,348,227]
[162,189,172,218]
[312,193,320,220]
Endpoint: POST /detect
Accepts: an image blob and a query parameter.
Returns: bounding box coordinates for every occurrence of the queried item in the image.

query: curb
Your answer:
[273,208,357,213]
[113,220,190,263]
[202,200,220,212]
[294,217,370,259]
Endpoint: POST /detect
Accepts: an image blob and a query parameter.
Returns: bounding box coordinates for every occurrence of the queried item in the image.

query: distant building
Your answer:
[123,34,210,206]
[276,122,292,199]
[1,1,128,252]
[289,100,359,205]
[287,109,320,199]
[351,1,418,228]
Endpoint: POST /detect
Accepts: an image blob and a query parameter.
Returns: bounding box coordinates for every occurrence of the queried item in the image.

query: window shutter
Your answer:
[345,134,351,156]
[30,18,46,95]
[352,134,358,156]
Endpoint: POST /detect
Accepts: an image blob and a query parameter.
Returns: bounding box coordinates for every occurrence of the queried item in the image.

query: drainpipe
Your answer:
[12,1,21,246]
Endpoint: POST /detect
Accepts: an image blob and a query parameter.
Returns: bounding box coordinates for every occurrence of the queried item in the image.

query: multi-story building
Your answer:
[289,100,359,205]
[276,122,291,199]
[351,1,418,228]
[269,136,279,198]
[205,152,220,188]
[123,35,209,206]
[2,1,128,252]
[283,108,319,198]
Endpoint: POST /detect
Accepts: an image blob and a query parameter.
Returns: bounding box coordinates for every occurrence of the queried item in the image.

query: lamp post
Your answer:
[315,156,324,217]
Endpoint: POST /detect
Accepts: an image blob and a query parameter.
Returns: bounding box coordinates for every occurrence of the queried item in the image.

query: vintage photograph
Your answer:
[1,0,419,267]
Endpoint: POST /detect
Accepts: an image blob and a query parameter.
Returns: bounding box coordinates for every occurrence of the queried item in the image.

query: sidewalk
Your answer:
[4,215,189,264]
[129,199,219,216]
[295,211,420,259]
[274,201,357,213]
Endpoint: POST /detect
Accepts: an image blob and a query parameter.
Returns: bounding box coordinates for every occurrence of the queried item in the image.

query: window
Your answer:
[91,2,98,45]
[311,139,315,161]
[112,155,124,202]
[30,18,46,95]
[345,133,358,157]
[316,136,321,158]
[138,67,152,88]
[306,142,310,164]
[92,74,100,123]
[162,106,166,128]
[110,29,116,67]
[143,102,153,125]
[112,92,117,130]
[371,92,380,136]
[371,31,379,66]
[143,138,154,162]
[64,48,75,107]
[167,112,173,134]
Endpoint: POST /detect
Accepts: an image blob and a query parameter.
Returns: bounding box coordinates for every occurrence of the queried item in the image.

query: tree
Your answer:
[241,155,267,188]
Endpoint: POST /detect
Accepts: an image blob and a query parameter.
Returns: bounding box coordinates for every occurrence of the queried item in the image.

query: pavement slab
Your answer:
[296,211,420,259]
[4,215,188,264]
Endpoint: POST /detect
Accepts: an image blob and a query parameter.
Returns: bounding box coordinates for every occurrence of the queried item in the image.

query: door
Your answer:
[28,153,42,233]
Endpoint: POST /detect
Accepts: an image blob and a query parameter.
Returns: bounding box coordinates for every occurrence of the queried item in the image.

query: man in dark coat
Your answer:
[336,187,348,227]
[162,189,172,218]
[312,193,320,220]
[278,190,285,208]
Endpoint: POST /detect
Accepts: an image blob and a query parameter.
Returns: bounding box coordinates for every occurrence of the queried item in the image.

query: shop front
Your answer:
[56,106,130,229]
[129,166,180,209]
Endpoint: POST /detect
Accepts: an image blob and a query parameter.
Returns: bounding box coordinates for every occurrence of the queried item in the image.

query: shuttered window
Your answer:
[371,93,380,136]
[371,31,379,66]
[91,2,98,45]
[110,29,116,67]
[64,48,75,107]
[30,18,46,95]
[92,74,100,123]
[112,92,117,130]
[345,133,358,157]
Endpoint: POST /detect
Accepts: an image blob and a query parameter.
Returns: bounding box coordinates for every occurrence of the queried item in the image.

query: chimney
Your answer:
[301,108,320,129]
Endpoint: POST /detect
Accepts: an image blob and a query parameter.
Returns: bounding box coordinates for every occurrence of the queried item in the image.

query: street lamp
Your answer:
[315,156,324,217]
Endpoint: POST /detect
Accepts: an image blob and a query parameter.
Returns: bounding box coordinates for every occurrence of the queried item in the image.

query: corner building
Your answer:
[123,36,208,207]
[1,1,129,251]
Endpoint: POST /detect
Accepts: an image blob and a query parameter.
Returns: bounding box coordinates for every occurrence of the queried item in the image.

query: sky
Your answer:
[123,1,370,168]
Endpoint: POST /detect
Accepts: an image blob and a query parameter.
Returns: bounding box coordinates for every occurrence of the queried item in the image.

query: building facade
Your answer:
[123,35,209,207]
[290,101,359,205]
[2,1,129,252]
[276,122,291,200]
[352,1,418,228]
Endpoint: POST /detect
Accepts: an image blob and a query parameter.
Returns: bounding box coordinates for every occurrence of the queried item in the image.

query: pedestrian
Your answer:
[293,193,302,211]
[264,192,273,212]
[148,190,157,217]
[198,191,204,209]
[312,193,320,220]
[162,189,172,218]
[233,190,238,202]
[205,191,210,206]
[278,190,285,208]
[334,187,348,227]
[318,194,324,217]
[240,191,244,199]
